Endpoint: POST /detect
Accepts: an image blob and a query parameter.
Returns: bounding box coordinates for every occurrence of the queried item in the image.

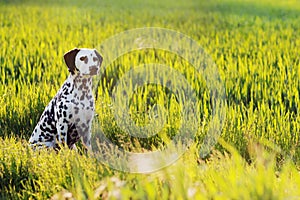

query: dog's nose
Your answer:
[89,66,99,75]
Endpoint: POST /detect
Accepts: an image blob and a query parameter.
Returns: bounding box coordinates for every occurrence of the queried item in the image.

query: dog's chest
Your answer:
[68,77,94,118]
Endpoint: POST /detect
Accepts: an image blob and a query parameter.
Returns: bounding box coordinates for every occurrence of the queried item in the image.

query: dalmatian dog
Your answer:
[29,48,103,150]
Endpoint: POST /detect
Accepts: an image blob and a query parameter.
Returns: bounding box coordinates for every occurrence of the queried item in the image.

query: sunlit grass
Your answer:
[0,0,299,198]
[0,137,299,199]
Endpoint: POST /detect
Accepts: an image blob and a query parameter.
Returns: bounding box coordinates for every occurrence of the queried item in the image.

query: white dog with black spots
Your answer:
[29,48,103,150]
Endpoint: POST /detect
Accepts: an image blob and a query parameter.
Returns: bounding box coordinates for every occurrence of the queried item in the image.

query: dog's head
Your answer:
[64,48,103,76]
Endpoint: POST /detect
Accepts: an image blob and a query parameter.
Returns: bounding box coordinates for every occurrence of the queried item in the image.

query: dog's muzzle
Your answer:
[89,66,99,75]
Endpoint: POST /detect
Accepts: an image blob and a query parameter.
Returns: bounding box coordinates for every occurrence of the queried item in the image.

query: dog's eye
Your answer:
[93,57,98,62]
[80,56,87,61]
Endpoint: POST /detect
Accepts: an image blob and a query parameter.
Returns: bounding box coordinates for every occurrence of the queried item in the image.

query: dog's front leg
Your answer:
[82,131,92,151]
[56,118,69,148]
[56,123,68,145]
[53,97,71,148]
[78,119,93,152]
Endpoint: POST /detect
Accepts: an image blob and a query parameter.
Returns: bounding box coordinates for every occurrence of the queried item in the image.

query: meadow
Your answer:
[0,0,299,199]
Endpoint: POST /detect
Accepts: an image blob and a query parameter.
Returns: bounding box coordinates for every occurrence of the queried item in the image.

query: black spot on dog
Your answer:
[80,95,84,100]
[74,107,79,114]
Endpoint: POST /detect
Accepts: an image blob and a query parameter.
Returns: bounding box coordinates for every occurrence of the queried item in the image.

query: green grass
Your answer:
[1,138,299,199]
[0,0,299,199]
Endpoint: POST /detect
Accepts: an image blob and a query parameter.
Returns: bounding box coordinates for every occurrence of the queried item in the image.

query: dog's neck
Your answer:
[71,74,93,92]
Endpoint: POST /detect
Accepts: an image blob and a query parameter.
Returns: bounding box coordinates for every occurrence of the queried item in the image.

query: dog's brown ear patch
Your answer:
[64,48,80,75]
[94,50,103,64]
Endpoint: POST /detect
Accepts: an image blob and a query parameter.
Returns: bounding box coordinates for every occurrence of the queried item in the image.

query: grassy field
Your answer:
[0,0,300,199]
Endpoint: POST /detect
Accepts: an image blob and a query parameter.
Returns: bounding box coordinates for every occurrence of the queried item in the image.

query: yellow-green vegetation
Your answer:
[0,0,299,199]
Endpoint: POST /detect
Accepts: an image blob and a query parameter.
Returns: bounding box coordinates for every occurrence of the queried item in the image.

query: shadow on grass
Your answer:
[202,0,300,20]
[0,94,46,139]
[0,157,39,199]
[3,0,299,20]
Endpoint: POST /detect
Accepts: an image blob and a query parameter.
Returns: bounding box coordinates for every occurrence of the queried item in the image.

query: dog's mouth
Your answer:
[89,66,99,76]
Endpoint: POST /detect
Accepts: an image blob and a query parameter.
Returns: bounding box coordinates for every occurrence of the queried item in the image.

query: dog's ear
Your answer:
[94,49,103,64]
[64,48,80,75]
